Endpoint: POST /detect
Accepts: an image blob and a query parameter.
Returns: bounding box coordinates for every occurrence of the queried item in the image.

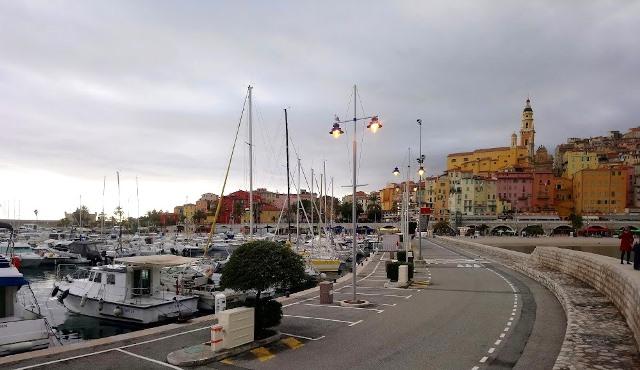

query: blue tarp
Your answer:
[0,276,28,287]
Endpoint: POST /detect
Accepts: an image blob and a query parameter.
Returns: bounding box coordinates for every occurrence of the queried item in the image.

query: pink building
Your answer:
[496,172,534,213]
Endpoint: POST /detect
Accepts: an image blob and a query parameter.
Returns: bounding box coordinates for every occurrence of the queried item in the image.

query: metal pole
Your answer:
[296,158,301,248]
[311,168,314,248]
[248,85,254,239]
[352,84,358,303]
[418,120,422,260]
[405,148,410,263]
[285,109,291,244]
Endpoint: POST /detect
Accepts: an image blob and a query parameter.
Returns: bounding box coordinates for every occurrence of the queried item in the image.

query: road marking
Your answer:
[504,327,509,332]
[363,279,390,282]
[405,294,413,299]
[509,317,514,321]
[281,337,304,349]
[480,356,488,363]
[251,347,275,362]
[333,292,411,298]
[343,285,420,291]
[280,333,325,341]
[12,324,212,369]
[116,349,183,369]
[495,339,502,345]
[500,333,505,338]
[282,296,319,308]
[507,322,512,326]
[283,314,357,325]
[379,303,397,307]
[349,320,363,327]
[488,347,495,354]
[358,259,383,282]
[472,367,480,370]
[303,303,384,313]
[220,358,234,365]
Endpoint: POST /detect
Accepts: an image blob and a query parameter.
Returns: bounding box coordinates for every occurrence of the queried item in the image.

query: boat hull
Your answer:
[61,292,199,325]
[309,259,342,273]
[0,318,49,356]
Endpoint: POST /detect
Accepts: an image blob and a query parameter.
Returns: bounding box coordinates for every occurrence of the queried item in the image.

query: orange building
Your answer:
[573,166,631,215]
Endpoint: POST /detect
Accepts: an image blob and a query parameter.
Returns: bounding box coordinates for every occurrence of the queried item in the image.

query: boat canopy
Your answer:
[0,222,12,231]
[114,255,197,267]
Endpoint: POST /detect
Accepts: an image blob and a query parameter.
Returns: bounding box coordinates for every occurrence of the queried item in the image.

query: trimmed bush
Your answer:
[396,250,407,262]
[244,297,283,337]
[385,261,414,282]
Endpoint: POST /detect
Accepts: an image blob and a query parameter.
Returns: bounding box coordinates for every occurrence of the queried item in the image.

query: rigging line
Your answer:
[205,89,249,249]
[356,88,367,181]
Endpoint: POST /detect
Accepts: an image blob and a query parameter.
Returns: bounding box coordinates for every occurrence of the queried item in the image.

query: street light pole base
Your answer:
[339,299,371,308]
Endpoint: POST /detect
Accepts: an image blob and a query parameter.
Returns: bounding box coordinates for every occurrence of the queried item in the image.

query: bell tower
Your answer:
[519,98,535,158]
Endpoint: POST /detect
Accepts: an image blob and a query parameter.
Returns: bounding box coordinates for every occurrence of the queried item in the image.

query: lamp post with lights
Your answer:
[392,149,412,263]
[417,119,425,260]
[329,85,381,304]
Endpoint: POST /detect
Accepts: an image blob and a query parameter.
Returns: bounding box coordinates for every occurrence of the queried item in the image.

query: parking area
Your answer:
[218,252,433,368]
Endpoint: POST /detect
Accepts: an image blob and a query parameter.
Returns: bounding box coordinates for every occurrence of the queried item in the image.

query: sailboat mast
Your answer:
[296,158,301,248]
[323,161,327,227]
[310,168,314,248]
[101,176,105,237]
[79,195,82,232]
[285,108,291,243]
[248,85,254,239]
[136,176,140,232]
[331,177,334,234]
[319,173,323,234]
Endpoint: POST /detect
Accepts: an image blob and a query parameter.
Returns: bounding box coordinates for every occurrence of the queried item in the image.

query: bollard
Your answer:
[319,281,333,304]
[211,324,224,352]
[398,265,408,284]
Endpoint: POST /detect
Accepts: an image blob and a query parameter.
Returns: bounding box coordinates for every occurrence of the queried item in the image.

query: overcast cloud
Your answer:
[1,1,639,220]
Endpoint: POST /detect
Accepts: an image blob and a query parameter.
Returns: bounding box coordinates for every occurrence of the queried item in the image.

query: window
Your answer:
[91,272,102,283]
[107,274,116,285]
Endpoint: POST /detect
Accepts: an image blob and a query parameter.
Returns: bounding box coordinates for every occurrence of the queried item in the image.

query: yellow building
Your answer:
[447,99,536,175]
[183,203,196,221]
[562,151,599,179]
[380,183,400,212]
[431,174,450,221]
[573,166,630,214]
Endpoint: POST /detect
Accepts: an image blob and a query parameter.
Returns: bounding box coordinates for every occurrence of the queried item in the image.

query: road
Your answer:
[7,238,565,370]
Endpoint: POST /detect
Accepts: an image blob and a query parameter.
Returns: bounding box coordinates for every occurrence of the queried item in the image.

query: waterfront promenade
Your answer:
[2,238,573,369]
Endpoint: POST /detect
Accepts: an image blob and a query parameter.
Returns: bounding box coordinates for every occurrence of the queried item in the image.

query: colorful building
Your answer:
[562,151,599,179]
[573,166,631,214]
[446,99,537,175]
[496,172,534,213]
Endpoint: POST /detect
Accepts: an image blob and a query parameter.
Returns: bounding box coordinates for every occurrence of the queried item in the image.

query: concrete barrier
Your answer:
[531,247,640,352]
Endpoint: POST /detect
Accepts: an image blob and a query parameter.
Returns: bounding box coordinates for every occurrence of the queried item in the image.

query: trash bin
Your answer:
[319,281,333,304]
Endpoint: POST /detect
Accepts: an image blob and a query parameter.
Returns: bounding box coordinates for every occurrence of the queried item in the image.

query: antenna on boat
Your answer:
[136,176,140,232]
[101,176,106,238]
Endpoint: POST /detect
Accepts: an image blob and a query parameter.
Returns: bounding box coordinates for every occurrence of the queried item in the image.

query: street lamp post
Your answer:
[393,151,411,264]
[417,119,425,261]
[330,84,381,304]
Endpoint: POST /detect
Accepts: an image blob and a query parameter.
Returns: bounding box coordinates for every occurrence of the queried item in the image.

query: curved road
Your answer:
[214,238,565,369]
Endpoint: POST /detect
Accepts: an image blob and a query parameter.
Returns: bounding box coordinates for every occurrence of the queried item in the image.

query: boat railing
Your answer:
[55,264,89,281]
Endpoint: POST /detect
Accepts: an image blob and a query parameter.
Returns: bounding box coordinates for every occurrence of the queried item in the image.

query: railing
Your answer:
[55,264,90,281]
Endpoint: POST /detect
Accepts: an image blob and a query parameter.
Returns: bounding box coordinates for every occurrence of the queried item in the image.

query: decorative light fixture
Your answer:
[418,166,425,176]
[367,116,382,133]
[330,122,344,138]
[393,167,400,176]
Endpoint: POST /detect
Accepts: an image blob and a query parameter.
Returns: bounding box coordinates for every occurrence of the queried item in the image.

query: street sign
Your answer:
[420,207,432,215]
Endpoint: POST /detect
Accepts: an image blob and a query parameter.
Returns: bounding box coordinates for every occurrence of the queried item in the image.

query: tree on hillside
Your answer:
[339,202,363,222]
[221,240,306,336]
[569,213,583,230]
[193,210,207,225]
[433,220,454,235]
[72,206,92,226]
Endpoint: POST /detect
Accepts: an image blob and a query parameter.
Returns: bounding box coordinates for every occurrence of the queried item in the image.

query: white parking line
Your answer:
[303,303,384,313]
[280,333,326,341]
[349,320,363,327]
[282,296,319,308]
[283,314,358,325]
[333,291,411,298]
[379,303,397,307]
[116,348,182,369]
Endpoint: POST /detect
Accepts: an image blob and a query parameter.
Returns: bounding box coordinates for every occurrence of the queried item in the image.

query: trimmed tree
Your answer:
[220,240,306,336]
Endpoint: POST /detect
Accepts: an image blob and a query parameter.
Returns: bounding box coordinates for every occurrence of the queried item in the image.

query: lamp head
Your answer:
[367,116,382,133]
[418,166,425,176]
[393,167,400,176]
[330,123,344,138]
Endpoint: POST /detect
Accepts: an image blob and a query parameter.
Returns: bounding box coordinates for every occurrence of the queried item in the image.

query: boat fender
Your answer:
[113,306,123,317]
[80,294,88,307]
[98,298,104,311]
[58,289,70,302]
[51,286,60,297]
[11,255,21,269]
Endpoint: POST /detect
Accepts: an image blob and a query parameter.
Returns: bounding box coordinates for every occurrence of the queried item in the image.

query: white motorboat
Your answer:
[0,243,42,268]
[0,253,50,356]
[53,255,199,324]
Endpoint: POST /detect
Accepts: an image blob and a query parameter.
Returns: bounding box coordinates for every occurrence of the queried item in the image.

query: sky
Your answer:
[1,1,639,220]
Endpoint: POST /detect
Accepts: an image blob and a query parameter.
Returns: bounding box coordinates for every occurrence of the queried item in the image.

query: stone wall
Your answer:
[531,247,640,352]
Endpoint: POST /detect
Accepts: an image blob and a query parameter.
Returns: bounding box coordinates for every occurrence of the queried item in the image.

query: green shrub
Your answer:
[385,261,414,282]
[396,250,407,262]
[244,298,282,337]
